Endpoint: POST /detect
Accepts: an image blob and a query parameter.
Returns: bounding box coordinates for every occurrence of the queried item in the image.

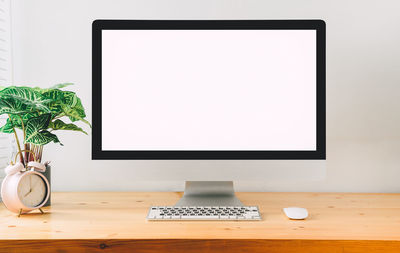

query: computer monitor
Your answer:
[92,20,325,206]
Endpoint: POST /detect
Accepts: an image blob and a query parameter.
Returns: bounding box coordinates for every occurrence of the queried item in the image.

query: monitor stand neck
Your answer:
[175,181,243,207]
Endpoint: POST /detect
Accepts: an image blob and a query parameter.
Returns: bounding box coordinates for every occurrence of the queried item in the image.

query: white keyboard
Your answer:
[147,206,261,221]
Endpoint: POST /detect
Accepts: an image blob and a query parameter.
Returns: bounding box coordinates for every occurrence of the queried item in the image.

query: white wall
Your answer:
[10,0,400,192]
[0,0,13,188]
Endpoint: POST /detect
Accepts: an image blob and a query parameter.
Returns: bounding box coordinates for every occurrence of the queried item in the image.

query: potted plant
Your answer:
[0,83,90,205]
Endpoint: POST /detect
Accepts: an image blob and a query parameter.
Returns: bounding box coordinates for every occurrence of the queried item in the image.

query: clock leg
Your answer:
[18,209,22,218]
[39,208,44,214]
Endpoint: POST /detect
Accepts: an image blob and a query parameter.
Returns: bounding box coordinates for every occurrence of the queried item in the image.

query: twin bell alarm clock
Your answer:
[1,150,50,216]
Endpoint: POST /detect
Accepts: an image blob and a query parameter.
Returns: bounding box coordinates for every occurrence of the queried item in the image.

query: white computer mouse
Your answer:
[283,207,308,220]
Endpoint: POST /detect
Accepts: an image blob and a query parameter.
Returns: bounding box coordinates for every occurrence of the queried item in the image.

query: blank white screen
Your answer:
[102,30,316,150]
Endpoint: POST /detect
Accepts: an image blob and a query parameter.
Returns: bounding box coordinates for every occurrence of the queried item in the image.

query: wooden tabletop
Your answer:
[1,192,400,252]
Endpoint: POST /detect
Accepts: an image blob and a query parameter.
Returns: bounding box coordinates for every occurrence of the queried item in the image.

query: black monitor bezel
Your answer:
[92,20,326,160]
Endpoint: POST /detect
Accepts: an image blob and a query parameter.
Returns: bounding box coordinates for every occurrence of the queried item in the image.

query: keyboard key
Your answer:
[148,206,261,221]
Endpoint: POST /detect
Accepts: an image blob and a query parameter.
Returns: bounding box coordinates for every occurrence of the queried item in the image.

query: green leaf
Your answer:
[24,113,62,145]
[63,92,88,122]
[51,90,90,126]
[0,96,43,116]
[1,85,89,146]
[63,91,78,108]
[48,83,74,89]
[0,86,51,113]
[49,119,87,134]
[72,97,86,118]
[41,89,90,126]
[5,113,39,129]
[25,130,62,146]
[41,89,65,114]
[0,96,31,115]
[25,113,51,135]
[0,119,14,133]
[42,89,65,101]
[33,83,74,94]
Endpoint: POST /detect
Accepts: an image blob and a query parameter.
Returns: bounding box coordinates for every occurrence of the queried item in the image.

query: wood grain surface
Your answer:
[1,192,400,252]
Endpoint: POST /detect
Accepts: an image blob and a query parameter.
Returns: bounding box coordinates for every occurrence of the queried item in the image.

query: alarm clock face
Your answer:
[17,173,47,207]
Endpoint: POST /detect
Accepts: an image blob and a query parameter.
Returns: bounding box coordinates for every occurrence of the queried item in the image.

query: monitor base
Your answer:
[175,181,243,206]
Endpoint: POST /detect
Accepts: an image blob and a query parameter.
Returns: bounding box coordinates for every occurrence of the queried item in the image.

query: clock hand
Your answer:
[24,189,32,197]
[23,176,33,197]
[31,180,39,190]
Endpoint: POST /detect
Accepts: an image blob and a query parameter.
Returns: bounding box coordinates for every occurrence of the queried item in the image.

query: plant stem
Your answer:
[31,144,35,162]
[30,144,35,162]
[38,145,43,162]
[8,114,24,166]
[18,115,26,140]
[17,115,29,163]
